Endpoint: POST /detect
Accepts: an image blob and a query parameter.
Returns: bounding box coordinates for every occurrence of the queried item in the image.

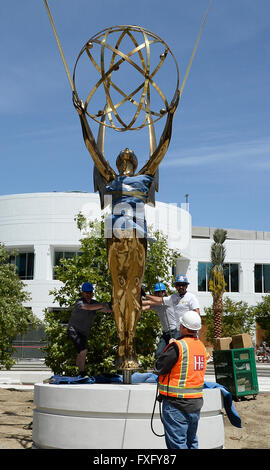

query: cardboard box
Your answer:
[231,334,253,349]
[214,337,232,350]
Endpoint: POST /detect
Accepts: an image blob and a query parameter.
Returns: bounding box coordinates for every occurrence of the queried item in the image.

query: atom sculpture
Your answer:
[72,25,179,132]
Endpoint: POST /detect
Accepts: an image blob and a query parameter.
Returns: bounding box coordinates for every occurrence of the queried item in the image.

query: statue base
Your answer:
[121,369,136,384]
[32,383,224,449]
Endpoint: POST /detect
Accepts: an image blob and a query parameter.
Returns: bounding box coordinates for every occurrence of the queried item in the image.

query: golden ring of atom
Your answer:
[72,25,179,132]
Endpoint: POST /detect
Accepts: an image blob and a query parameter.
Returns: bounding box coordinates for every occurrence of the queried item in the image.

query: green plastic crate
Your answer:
[213,348,259,398]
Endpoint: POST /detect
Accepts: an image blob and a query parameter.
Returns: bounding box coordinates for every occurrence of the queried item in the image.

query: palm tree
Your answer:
[209,229,227,340]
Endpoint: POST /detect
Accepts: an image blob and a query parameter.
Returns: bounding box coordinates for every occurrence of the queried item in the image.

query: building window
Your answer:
[53,251,81,279]
[223,263,239,292]
[198,262,239,292]
[198,262,212,292]
[254,264,270,293]
[9,253,34,280]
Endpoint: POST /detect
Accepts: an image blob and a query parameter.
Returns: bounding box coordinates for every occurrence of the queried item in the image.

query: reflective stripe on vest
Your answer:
[158,384,203,396]
[178,338,189,387]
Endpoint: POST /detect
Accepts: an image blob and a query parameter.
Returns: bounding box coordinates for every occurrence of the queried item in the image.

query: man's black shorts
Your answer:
[67,325,88,353]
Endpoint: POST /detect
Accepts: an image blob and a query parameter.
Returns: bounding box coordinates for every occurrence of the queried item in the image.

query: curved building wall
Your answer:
[0,192,191,319]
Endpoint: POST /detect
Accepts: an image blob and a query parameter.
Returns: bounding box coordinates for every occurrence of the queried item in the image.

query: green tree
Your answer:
[204,297,256,344]
[0,243,39,370]
[44,215,180,375]
[208,229,227,341]
[251,295,270,345]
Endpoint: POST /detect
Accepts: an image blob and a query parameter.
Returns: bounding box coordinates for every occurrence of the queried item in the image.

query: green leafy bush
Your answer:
[252,295,270,345]
[44,215,180,376]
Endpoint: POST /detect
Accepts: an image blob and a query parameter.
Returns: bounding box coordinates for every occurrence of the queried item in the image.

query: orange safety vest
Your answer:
[158,337,207,399]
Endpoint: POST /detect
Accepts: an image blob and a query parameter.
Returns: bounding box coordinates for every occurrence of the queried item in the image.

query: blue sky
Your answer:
[1,0,270,231]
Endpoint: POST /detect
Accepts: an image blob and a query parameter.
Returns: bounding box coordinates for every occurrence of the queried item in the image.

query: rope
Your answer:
[150,383,165,437]
[180,0,213,97]
[43,0,74,91]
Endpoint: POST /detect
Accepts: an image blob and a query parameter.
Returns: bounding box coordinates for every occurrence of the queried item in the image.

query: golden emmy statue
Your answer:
[43,1,213,380]
[71,26,180,372]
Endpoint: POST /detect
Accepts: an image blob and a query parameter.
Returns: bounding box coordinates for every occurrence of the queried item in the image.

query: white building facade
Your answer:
[0,192,269,324]
[189,227,270,315]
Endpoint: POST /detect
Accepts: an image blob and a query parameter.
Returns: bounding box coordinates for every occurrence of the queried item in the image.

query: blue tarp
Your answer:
[94,372,158,384]
[48,372,158,385]
[49,375,95,384]
[203,381,242,428]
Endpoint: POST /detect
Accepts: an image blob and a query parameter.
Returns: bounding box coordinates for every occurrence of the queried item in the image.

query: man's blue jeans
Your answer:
[162,399,200,449]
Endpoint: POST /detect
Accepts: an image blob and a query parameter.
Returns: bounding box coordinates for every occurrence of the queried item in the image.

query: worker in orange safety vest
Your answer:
[155,310,208,449]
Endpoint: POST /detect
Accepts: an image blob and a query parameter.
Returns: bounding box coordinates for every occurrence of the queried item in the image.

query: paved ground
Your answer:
[0,382,269,449]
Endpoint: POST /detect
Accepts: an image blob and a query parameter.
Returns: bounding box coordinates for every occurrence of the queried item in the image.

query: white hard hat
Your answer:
[180,311,202,331]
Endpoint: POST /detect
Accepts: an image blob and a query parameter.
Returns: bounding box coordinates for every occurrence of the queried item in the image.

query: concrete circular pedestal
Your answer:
[32,383,224,449]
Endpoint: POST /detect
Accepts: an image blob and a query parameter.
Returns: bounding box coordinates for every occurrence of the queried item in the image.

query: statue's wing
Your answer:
[142,94,158,206]
[146,167,158,207]
[94,105,115,210]
[94,165,110,210]
[137,90,179,198]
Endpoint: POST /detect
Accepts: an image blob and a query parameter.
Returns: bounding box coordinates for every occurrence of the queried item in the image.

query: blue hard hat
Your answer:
[174,275,189,284]
[81,282,94,292]
[154,282,167,292]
